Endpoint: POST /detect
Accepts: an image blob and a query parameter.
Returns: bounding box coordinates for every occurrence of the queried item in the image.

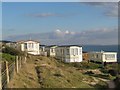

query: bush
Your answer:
[85,71,94,75]
[68,62,101,69]
[100,69,108,74]
[2,46,24,56]
[73,63,82,68]
[108,69,118,76]
[114,76,120,89]
[118,64,120,74]
[2,53,15,62]
[80,62,101,69]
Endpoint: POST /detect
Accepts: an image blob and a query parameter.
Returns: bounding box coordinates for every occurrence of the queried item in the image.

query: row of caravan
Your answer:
[18,40,117,63]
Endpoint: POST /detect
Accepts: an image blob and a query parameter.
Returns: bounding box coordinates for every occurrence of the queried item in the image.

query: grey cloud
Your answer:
[84,2,109,6]
[72,28,118,45]
[84,2,118,17]
[75,28,118,39]
[84,2,118,7]
[4,27,118,45]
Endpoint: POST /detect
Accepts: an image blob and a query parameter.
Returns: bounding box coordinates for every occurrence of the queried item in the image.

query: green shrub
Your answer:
[101,64,119,75]
[114,76,120,89]
[85,71,94,75]
[108,69,118,76]
[67,62,101,69]
[100,68,109,74]
[118,64,120,74]
[73,63,82,68]
[2,46,24,56]
[2,53,15,62]
[80,62,101,69]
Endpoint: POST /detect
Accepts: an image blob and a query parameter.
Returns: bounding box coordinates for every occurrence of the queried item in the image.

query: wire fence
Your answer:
[0,56,27,89]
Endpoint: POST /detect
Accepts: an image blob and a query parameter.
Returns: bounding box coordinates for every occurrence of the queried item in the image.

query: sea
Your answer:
[82,45,118,52]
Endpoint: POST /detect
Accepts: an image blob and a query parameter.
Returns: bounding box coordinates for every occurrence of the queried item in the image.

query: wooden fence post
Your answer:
[0,62,2,90]
[16,56,19,73]
[19,56,22,68]
[5,61,9,84]
[24,56,27,63]
[13,61,16,74]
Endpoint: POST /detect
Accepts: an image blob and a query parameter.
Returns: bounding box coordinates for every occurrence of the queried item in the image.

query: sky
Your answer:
[1,2,118,45]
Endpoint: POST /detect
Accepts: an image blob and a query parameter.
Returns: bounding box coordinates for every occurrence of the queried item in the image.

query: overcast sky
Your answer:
[2,2,118,45]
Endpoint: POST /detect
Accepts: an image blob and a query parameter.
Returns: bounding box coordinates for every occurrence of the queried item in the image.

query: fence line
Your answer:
[0,55,27,89]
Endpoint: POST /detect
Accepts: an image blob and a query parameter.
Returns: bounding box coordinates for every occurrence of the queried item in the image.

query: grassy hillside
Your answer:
[34,56,108,88]
[7,55,109,88]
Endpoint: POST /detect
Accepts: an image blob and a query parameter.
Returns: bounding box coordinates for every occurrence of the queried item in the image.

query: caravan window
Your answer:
[75,48,78,55]
[105,54,115,60]
[24,43,27,49]
[67,49,69,55]
[71,48,74,55]
[79,48,82,55]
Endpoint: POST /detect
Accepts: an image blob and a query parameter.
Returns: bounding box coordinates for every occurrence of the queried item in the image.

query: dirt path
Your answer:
[7,57,40,88]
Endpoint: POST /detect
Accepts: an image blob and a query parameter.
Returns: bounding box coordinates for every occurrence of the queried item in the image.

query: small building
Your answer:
[40,45,46,52]
[45,45,57,57]
[18,40,40,55]
[0,40,17,49]
[6,42,17,48]
[56,45,82,62]
[82,51,89,61]
[40,45,47,56]
[89,51,117,63]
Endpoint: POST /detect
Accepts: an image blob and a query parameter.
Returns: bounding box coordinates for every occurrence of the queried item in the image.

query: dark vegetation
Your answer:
[101,63,120,76]
[62,61,120,81]
[64,61,103,69]
[2,46,24,56]
[1,53,15,62]
[1,45,25,62]
[114,75,120,89]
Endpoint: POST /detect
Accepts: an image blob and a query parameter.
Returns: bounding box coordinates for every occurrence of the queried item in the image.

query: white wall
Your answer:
[46,46,57,57]
[102,52,117,62]
[89,52,102,62]
[20,40,40,55]
[56,46,82,62]
[21,44,24,51]
[67,46,82,62]
[89,52,117,63]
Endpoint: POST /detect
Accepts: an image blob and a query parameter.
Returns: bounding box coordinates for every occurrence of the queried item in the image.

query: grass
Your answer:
[94,80,108,89]
[1,53,15,62]
[62,61,103,70]
[34,56,108,88]
[87,73,115,80]
[36,65,93,88]
[7,55,109,88]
